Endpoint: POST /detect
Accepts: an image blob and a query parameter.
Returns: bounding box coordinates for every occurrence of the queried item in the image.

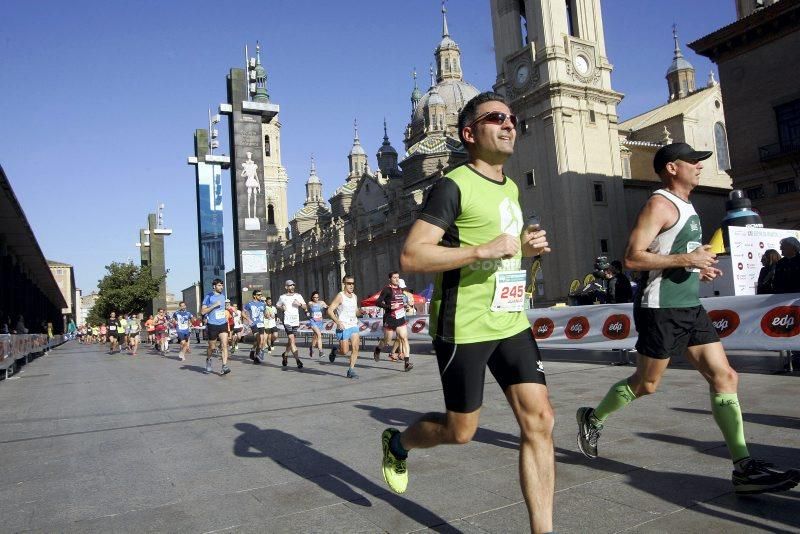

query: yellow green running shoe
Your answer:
[381,428,408,494]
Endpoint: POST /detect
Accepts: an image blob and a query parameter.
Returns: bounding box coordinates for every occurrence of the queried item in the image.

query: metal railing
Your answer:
[0,334,66,378]
[759,139,800,161]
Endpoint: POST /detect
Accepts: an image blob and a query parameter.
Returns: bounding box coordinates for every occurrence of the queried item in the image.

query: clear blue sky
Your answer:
[1,0,735,295]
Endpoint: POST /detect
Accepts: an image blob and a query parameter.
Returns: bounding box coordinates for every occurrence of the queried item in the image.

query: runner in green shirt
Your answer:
[380,92,554,533]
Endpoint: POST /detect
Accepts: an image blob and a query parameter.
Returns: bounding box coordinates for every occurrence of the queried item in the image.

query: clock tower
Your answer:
[491,0,629,303]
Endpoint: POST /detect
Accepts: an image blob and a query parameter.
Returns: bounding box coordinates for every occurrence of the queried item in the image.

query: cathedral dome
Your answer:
[411,78,479,126]
[378,143,397,156]
[437,35,459,51]
[666,56,693,76]
[350,143,366,156]
[427,88,445,107]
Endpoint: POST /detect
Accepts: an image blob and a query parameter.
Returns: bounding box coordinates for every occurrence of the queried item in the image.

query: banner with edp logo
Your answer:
[288,294,799,350]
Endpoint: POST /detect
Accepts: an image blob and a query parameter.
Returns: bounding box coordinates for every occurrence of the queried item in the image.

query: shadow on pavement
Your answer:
[355,406,799,532]
[232,423,458,531]
[556,446,800,533]
[671,406,800,430]
[179,364,211,375]
[636,431,800,469]
[355,405,520,451]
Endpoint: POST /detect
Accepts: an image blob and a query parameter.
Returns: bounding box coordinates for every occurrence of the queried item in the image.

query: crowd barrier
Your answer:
[0,334,66,378]
[285,294,799,351]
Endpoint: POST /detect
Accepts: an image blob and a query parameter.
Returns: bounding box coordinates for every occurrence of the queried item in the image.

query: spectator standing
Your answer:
[774,237,800,294]
[14,314,27,334]
[606,260,633,303]
[756,249,781,294]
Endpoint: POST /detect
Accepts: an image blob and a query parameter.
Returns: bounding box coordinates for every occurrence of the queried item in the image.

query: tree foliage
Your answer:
[86,263,164,325]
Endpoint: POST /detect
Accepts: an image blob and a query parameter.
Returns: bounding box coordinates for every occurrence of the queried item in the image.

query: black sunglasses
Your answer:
[468,111,517,129]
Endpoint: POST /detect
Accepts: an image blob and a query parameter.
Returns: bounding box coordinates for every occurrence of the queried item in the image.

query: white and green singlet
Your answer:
[638,189,703,309]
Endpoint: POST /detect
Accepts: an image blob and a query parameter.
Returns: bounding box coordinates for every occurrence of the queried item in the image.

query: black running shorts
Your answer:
[207,323,229,341]
[432,328,546,413]
[252,326,266,335]
[284,325,299,336]
[383,317,408,331]
[634,305,720,360]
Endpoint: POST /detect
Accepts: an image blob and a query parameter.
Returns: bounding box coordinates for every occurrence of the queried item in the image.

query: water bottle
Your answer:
[721,189,763,252]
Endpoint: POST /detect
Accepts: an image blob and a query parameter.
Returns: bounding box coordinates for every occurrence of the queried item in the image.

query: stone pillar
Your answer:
[220,68,280,305]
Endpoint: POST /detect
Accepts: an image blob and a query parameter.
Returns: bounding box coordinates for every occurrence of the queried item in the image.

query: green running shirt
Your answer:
[638,189,702,308]
[419,164,531,343]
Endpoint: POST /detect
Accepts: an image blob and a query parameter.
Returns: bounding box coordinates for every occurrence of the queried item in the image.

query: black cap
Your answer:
[653,142,712,173]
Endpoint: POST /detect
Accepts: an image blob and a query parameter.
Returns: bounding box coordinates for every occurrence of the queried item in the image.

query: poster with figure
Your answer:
[241,152,261,228]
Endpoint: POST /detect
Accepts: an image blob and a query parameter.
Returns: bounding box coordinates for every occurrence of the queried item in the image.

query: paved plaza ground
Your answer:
[0,340,798,533]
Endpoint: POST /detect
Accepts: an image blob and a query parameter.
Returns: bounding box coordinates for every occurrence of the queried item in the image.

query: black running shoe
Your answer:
[404,358,414,372]
[282,354,288,367]
[373,346,380,362]
[576,407,602,459]
[732,458,800,495]
[329,348,336,363]
[296,359,303,369]
[249,350,256,362]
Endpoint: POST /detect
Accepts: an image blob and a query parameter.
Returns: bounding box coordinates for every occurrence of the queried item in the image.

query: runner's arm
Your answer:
[200,300,218,315]
[401,219,519,273]
[327,294,342,324]
[624,195,717,271]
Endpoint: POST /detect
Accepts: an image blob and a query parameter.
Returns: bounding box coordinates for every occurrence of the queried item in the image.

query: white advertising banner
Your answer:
[241,250,268,273]
[292,294,800,351]
[728,227,800,295]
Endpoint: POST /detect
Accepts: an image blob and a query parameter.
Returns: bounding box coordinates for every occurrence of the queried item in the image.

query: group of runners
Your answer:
[76,312,142,354]
[198,271,418,379]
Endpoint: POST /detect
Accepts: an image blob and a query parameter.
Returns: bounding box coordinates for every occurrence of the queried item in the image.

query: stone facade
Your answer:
[270,2,734,304]
[491,0,629,303]
[181,282,201,315]
[690,0,800,230]
[271,5,476,300]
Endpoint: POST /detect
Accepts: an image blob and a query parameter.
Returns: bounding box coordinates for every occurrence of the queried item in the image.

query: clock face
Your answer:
[515,64,530,86]
[574,54,590,75]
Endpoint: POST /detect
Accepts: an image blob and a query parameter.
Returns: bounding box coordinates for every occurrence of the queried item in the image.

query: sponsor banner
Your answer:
[526,294,800,350]
[1,334,66,361]
[287,294,800,350]
[292,317,429,339]
[728,227,800,295]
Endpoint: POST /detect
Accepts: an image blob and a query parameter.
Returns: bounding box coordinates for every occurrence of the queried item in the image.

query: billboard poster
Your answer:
[729,227,800,295]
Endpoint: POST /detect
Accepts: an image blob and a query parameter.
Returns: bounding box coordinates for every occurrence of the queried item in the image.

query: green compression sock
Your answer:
[710,392,750,463]
[593,379,637,423]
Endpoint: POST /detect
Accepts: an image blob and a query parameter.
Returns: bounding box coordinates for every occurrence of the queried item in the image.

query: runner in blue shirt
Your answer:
[201,278,231,375]
[243,290,266,364]
[172,302,194,362]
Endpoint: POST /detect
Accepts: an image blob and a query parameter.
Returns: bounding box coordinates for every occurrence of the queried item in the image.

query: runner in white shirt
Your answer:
[230,304,244,353]
[276,279,307,369]
[263,295,278,354]
[327,274,363,379]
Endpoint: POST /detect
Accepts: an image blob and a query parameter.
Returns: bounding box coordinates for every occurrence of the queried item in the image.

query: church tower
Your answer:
[666,25,696,102]
[305,155,324,205]
[347,119,368,180]
[377,119,400,178]
[490,0,628,303]
[254,43,289,239]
